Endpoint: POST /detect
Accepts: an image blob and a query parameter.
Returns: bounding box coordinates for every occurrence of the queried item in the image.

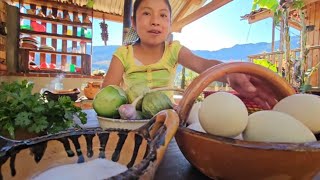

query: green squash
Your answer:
[93,85,127,118]
[142,91,173,118]
[126,84,150,110]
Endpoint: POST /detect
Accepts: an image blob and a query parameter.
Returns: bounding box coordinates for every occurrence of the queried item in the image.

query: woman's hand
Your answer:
[226,73,278,110]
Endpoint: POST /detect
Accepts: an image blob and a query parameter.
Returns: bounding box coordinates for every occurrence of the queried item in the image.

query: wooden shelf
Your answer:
[17,0,94,15]
[28,69,81,74]
[20,13,92,28]
[21,48,89,56]
[20,29,92,43]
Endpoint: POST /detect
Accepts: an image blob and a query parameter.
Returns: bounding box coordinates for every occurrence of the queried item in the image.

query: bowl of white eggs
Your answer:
[175,62,320,180]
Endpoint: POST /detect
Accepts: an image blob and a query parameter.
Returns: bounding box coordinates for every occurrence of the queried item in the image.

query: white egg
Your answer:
[186,102,202,125]
[187,122,206,133]
[273,94,320,133]
[243,110,316,143]
[198,92,248,137]
[233,134,243,140]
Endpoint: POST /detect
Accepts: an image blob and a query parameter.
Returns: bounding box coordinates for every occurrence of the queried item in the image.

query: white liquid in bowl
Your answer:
[33,158,128,180]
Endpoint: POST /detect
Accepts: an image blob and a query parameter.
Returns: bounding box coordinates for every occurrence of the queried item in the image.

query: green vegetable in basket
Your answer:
[118,88,183,120]
[142,91,173,119]
[93,85,128,118]
[126,84,150,110]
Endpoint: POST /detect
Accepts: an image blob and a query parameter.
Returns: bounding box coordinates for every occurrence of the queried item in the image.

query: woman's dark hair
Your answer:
[132,0,172,23]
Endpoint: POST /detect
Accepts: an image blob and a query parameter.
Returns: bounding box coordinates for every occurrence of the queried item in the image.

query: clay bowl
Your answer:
[83,82,101,100]
[43,88,80,101]
[175,62,320,179]
[0,109,179,180]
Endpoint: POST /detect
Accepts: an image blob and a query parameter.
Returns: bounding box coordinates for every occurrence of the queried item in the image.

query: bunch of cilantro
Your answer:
[0,80,87,139]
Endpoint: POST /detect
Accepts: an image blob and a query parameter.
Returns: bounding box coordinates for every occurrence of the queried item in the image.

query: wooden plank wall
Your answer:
[0,1,6,64]
[306,2,320,86]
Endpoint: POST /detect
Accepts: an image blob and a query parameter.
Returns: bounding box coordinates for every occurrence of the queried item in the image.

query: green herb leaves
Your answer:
[0,80,87,139]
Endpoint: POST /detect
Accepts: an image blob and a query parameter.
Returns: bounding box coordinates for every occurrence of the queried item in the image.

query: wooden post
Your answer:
[51,8,57,65]
[61,10,68,70]
[81,12,88,55]
[271,18,275,52]
[29,4,36,62]
[271,18,276,65]
[278,18,285,75]
[39,5,47,65]
[72,11,78,65]
[284,10,292,83]
[299,9,307,86]
[81,54,91,75]
[181,67,186,89]
[18,49,29,73]
[6,3,19,73]
[122,0,132,44]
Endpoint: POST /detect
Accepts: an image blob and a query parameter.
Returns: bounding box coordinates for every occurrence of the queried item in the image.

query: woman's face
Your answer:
[133,0,171,46]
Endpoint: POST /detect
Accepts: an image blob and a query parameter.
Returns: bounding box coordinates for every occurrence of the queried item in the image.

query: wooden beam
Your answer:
[173,0,194,23]
[246,9,302,30]
[247,10,273,24]
[289,20,302,30]
[122,0,133,42]
[303,0,320,5]
[93,11,123,22]
[172,0,232,32]
[192,0,203,5]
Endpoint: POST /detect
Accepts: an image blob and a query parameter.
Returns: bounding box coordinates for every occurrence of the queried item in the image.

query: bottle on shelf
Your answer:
[70,64,76,72]
[80,41,86,54]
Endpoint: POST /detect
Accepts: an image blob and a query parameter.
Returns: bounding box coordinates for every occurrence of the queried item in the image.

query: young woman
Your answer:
[102,0,277,109]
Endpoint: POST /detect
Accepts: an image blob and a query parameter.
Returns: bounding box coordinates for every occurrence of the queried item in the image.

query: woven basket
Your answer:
[0,110,179,180]
[175,62,320,179]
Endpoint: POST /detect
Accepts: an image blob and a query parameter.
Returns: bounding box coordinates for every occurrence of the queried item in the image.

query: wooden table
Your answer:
[75,109,320,179]
[75,109,210,179]
[155,138,210,180]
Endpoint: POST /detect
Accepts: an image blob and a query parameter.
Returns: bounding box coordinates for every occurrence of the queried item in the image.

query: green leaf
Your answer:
[252,0,279,12]
[15,112,32,127]
[0,81,87,138]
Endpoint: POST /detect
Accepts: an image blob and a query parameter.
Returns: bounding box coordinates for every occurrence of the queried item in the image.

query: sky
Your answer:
[91,0,299,51]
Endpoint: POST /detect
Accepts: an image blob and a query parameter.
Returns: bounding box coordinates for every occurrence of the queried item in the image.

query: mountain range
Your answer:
[91,36,300,71]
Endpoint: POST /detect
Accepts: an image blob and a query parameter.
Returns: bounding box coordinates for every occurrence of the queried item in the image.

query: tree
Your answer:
[252,0,309,90]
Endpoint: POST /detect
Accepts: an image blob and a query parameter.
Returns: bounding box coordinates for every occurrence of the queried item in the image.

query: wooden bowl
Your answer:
[0,110,179,180]
[175,62,320,179]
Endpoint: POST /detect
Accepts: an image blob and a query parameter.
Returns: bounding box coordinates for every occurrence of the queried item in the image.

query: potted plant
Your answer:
[0,80,87,140]
[300,62,320,93]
